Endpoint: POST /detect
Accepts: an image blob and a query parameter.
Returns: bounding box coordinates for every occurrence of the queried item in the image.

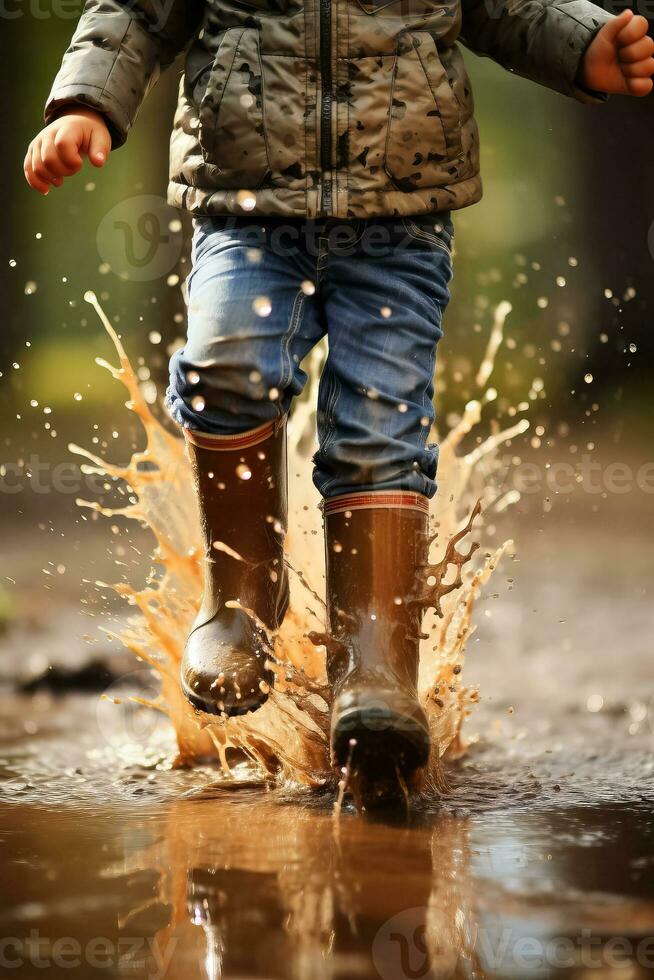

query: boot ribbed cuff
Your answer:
[184,417,284,452]
[323,490,429,516]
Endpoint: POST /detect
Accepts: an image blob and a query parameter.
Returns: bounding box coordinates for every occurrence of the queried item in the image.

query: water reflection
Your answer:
[159,795,480,980]
[0,794,653,979]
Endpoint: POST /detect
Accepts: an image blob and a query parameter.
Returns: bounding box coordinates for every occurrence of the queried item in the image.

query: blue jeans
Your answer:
[167,215,453,500]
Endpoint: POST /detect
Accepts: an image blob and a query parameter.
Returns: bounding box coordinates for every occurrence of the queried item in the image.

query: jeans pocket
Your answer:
[401,215,453,254]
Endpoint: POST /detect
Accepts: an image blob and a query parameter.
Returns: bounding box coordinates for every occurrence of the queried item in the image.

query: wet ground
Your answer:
[1,491,653,979]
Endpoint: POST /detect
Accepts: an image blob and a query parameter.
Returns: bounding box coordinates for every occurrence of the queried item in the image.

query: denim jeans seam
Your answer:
[419,341,437,448]
[401,217,452,255]
[280,289,307,389]
[317,233,329,274]
[317,371,341,464]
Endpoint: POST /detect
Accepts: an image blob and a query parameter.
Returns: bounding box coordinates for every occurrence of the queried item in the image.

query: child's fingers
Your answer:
[23,153,50,195]
[32,143,62,188]
[619,34,654,62]
[42,137,80,178]
[617,13,650,46]
[37,142,64,185]
[88,125,111,168]
[621,56,654,78]
[53,130,84,173]
[626,75,653,95]
[601,8,634,43]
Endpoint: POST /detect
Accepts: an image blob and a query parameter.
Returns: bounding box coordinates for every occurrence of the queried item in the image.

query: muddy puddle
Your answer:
[1,726,654,979]
[1,630,653,980]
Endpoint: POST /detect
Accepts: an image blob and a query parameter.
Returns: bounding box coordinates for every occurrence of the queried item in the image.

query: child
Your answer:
[26,0,653,790]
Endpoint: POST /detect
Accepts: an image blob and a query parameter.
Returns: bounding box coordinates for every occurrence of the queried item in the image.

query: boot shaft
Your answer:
[323,495,430,692]
[185,418,289,629]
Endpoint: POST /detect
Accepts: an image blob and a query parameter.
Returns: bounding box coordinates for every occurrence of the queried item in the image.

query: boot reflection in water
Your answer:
[181,418,289,716]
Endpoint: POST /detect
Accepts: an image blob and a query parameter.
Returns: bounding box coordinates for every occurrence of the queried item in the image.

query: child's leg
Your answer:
[315,217,453,791]
[167,218,325,716]
[167,217,324,436]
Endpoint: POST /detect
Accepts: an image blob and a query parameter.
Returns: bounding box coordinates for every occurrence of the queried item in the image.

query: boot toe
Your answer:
[182,660,274,717]
[181,613,275,717]
[331,685,431,777]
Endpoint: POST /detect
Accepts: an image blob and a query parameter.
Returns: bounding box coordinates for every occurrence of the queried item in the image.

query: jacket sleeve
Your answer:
[44,0,204,147]
[459,0,614,103]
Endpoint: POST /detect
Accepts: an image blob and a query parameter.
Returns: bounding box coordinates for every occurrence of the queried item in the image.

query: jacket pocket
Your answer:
[384,31,462,191]
[198,28,271,188]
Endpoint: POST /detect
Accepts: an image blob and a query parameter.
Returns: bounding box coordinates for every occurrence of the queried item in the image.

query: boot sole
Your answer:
[181,673,273,718]
[332,705,431,800]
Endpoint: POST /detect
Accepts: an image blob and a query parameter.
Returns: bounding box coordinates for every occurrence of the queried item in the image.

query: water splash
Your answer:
[72,293,527,794]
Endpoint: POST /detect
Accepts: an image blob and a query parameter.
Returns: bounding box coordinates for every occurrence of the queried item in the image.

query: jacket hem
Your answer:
[166,175,483,219]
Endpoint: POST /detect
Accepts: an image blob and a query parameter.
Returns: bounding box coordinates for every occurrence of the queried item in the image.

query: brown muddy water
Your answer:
[1,298,653,978]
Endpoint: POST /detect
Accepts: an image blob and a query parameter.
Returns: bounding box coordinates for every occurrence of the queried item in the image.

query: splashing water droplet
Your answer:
[236,464,252,481]
[236,190,257,212]
[253,296,272,318]
[584,373,593,384]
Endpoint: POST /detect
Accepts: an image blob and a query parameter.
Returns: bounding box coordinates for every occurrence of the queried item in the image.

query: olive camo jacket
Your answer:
[44,0,613,218]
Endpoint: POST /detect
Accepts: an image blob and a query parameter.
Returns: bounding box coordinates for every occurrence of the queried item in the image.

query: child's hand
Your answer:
[581,9,654,96]
[24,108,111,195]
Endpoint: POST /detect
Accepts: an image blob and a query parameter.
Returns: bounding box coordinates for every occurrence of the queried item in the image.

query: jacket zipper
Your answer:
[319,0,332,214]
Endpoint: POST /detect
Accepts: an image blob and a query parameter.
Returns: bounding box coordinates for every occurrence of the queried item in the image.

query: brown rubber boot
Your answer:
[181,418,289,716]
[323,493,431,798]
